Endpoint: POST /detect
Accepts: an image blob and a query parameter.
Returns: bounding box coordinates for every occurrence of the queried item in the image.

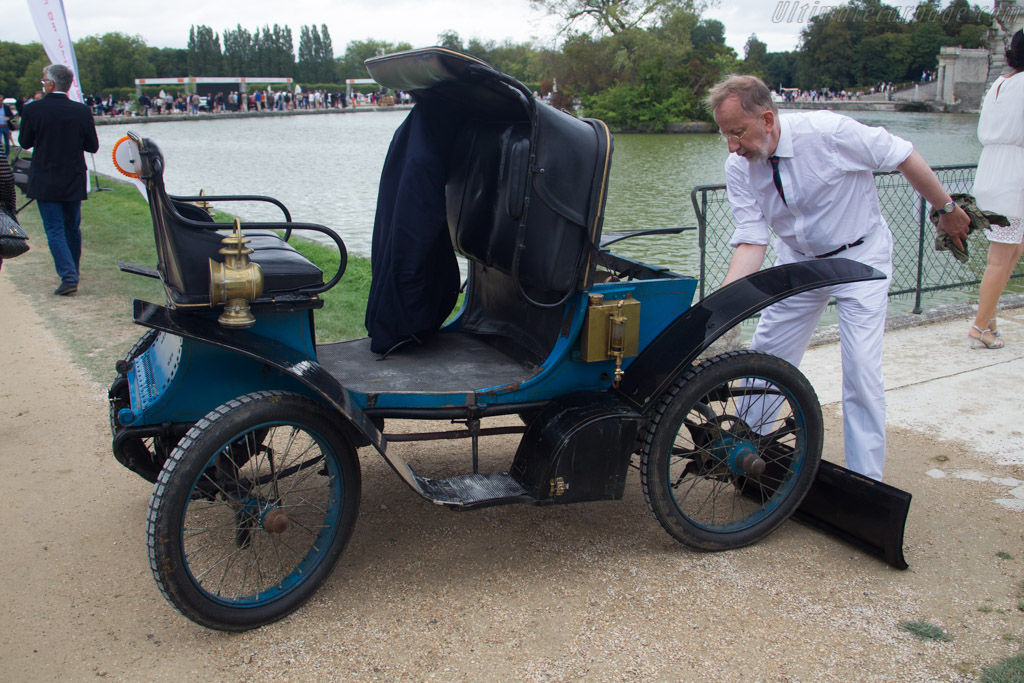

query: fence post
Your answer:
[914,195,926,314]
[691,187,708,300]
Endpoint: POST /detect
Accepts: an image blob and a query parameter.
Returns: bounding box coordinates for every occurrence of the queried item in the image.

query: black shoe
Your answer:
[54,283,78,296]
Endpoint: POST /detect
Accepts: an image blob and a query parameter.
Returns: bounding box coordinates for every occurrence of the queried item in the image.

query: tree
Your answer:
[467,38,548,82]
[743,33,767,73]
[253,24,294,77]
[0,41,46,98]
[297,25,314,81]
[762,51,797,89]
[75,33,154,94]
[223,25,254,76]
[797,3,864,88]
[691,18,725,50]
[149,46,188,78]
[856,32,911,83]
[17,54,51,100]
[336,39,413,80]
[297,24,337,83]
[437,30,464,51]
[318,25,335,81]
[937,0,991,41]
[907,20,944,76]
[188,25,222,75]
[529,0,707,36]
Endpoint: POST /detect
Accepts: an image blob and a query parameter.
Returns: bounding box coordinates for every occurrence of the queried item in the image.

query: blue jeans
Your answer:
[37,200,82,285]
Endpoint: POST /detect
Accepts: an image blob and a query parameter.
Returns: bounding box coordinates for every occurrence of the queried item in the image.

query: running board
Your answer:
[796,460,911,570]
[416,472,530,509]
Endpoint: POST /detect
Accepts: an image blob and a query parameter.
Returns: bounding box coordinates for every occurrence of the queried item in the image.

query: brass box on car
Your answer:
[580,293,641,362]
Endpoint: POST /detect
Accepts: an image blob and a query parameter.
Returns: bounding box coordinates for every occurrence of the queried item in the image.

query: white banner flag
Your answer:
[26,0,84,103]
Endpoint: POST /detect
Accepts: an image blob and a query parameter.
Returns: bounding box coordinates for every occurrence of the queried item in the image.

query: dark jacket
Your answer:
[364,103,460,354]
[17,93,99,202]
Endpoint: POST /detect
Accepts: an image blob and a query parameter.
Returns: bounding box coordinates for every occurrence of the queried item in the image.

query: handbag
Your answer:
[0,208,30,259]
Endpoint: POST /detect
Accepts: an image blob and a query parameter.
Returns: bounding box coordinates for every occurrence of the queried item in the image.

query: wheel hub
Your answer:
[261,507,290,534]
[705,417,766,478]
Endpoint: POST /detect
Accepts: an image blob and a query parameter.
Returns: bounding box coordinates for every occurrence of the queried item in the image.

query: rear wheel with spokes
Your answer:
[147,391,360,631]
[640,351,822,551]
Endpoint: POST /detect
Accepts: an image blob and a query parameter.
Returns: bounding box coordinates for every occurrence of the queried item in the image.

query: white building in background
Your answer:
[934,0,1024,109]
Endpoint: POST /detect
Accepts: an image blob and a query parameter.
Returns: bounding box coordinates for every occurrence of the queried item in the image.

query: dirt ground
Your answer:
[1,272,1022,682]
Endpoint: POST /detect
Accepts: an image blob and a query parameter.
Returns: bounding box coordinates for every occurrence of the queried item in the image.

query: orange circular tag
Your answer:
[111,136,141,178]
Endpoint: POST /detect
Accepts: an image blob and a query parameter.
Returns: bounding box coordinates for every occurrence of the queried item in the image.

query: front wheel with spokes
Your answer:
[147,391,360,631]
[640,350,822,551]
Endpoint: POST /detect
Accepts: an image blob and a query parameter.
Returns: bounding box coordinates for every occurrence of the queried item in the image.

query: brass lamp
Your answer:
[209,220,263,328]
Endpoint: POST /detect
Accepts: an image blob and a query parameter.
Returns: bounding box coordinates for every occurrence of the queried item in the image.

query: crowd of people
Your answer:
[775,78,938,104]
[79,87,412,119]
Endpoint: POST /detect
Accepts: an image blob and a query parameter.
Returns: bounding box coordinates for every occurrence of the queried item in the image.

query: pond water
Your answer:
[91,109,983,284]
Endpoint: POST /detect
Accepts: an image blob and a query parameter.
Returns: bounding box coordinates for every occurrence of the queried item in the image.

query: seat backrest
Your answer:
[366,48,613,362]
[445,103,611,300]
[367,48,613,303]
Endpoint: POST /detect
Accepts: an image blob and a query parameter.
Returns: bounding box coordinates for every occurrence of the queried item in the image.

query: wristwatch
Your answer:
[937,200,957,215]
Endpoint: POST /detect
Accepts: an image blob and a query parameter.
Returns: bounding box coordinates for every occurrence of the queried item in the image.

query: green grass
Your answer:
[980,651,1024,683]
[898,619,952,642]
[996,551,1014,560]
[6,173,371,383]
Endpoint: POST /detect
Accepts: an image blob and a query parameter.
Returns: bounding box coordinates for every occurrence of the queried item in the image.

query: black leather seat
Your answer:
[137,139,324,307]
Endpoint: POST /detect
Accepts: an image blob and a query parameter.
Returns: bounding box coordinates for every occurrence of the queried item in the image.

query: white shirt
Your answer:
[973,72,1024,219]
[725,110,913,261]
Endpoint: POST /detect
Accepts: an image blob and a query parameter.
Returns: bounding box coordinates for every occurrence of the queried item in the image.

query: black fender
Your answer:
[132,299,387,455]
[615,258,885,410]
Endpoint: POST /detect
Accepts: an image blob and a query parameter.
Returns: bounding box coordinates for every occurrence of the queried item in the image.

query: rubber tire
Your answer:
[640,350,822,551]
[147,390,360,631]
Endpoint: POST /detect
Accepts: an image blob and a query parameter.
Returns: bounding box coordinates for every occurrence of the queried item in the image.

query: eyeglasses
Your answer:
[718,110,767,144]
[40,79,53,85]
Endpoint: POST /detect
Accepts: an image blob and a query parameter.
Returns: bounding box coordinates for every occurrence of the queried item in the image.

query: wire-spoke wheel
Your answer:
[640,351,822,551]
[147,391,360,631]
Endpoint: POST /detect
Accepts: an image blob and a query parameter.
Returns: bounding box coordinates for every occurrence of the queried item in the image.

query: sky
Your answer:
[1,0,811,57]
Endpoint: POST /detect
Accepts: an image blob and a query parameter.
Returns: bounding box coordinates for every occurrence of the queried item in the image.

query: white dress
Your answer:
[973,71,1024,238]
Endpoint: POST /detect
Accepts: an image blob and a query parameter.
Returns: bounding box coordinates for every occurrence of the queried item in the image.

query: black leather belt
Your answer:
[814,237,864,259]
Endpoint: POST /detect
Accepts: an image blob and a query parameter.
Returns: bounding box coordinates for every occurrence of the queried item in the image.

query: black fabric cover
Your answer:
[365,103,461,354]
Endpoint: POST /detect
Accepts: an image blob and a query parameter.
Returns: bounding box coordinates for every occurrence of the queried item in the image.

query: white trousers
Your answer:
[748,273,890,481]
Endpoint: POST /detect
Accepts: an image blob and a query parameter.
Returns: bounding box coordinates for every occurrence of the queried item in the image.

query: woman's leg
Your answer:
[971,229,1024,342]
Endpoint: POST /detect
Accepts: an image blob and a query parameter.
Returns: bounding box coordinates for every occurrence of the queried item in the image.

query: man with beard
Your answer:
[707,74,970,482]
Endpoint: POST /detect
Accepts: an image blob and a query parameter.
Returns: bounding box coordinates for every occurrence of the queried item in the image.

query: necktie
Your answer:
[769,155,787,205]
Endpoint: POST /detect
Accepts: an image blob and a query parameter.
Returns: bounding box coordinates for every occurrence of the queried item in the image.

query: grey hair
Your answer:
[705,74,777,117]
[44,64,74,92]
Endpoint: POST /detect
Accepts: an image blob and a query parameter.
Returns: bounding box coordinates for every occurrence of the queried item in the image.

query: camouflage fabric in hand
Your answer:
[929,193,1010,263]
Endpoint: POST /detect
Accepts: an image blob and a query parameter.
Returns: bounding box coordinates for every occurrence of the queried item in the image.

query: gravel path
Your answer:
[0,273,1021,682]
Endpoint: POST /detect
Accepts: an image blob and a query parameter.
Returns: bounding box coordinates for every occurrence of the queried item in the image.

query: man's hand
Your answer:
[896,151,973,252]
[936,206,971,253]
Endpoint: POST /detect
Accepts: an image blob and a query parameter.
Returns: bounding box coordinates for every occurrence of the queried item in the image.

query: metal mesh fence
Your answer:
[690,165,1024,312]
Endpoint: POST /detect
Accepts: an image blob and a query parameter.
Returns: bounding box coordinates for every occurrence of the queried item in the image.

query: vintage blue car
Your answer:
[108,48,903,631]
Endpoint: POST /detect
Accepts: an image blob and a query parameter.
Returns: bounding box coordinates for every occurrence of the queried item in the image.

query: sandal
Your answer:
[989,318,1001,338]
[969,324,1004,349]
